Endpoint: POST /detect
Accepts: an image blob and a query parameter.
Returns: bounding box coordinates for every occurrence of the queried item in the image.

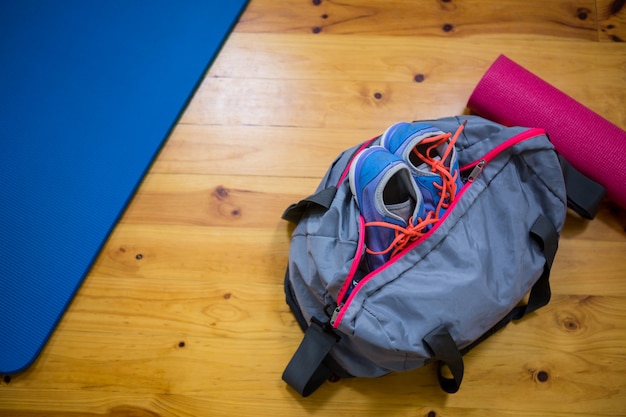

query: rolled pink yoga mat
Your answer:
[468,55,626,209]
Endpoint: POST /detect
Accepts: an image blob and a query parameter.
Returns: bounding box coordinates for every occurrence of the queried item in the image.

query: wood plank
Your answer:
[59,271,292,336]
[236,0,599,40]
[182,75,469,129]
[211,33,625,83]
[182,75,626,131]
[89,224,290,282]
[122,173,317,227]
[0,390,601,417]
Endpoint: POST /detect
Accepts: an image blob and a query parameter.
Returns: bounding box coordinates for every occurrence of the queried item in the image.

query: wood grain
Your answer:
[1,0,625,416]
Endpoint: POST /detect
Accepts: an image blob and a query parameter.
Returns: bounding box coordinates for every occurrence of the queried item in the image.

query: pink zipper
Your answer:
[335,216,366,301]
[331,127,546,328]
[460,127,546,171]
[337,137,378,187]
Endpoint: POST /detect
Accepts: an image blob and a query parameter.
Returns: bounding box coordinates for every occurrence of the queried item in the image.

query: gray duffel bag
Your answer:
[281,116,605,396]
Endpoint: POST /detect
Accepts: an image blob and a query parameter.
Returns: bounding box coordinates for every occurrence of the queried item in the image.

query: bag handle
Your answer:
[559,155,606,219]
[281,318,340,397]
[513,215,557,317]
[281,186,337,224]
[423,326,464,393]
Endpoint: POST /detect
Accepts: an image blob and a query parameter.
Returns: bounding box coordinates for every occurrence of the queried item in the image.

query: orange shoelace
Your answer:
[365,212,439,259]
[411,121,466,218]
[364,122,466,260]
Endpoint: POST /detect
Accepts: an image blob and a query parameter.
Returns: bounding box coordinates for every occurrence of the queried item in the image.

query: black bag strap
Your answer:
[282,318,340,397]
[559,155,606,219]
[281,186,337,224]
[423,326,464,394]
[513,215,557,317]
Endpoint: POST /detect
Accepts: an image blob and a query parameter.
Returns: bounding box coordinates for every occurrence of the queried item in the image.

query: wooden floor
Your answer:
[2,1,626,416]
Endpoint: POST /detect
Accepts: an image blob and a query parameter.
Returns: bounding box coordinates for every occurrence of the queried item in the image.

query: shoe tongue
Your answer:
[408,137,452,171]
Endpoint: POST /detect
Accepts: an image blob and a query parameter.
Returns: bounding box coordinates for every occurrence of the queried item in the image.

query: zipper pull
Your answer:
[330,305,342,326]
[467,160,486,183]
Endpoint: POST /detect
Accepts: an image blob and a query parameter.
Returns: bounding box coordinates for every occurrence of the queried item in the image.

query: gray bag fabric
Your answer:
[281,116,605,396]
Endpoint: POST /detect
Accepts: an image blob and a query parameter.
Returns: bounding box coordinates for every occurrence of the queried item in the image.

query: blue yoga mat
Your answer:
[0,0,248,374]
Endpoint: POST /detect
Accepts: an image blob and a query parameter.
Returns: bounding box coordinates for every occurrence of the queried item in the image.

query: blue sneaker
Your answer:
[349,146,433,271]
[381,121,465,219]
